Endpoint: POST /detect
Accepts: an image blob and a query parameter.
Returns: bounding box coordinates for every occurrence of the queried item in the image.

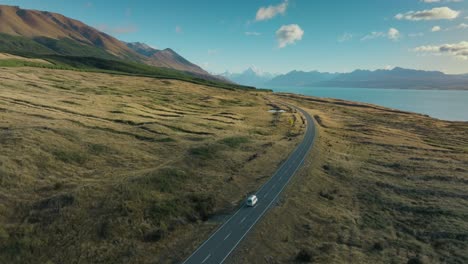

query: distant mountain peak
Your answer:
[220,67,277,86]
[163,48,176,53]
[268,70,339,87]
[125,42,159,57]
[125,44,208,75]
[243,67,257,76]
[244,66,278,78]
[127,42,155,50]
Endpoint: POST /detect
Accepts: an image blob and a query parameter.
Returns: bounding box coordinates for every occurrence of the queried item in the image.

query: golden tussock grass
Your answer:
[1,66,467,264]
[229,93,468,264]
[0,67,303,263]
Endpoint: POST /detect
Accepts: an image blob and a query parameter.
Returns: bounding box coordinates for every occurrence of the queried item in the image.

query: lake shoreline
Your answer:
[268,86,468,122]
[265,85,468,91]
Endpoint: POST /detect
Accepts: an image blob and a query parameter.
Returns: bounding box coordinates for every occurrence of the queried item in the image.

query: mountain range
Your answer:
[220,67,467,90]
[219,67,277,87]
[266,70,339,87]
[267,68,468,90]
[0,5,466,90]
[0,5,213,79]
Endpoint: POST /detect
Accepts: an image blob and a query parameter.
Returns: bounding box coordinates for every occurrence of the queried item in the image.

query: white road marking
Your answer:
[183,107,316,264]
[240,216,247,223]
[224,232,232,241]
[219,108,316,264]
[202,254,211,263]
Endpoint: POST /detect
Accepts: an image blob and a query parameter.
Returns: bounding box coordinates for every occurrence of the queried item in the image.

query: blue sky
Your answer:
[1,0,468,74]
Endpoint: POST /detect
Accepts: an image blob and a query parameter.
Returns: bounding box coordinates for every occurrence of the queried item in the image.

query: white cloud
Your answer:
[361,28,401,41]
[338,33,353,42]
[256,0,288,21]
[414,41,468,60]
[409,32,425,37]
[361,31,386,41]
[245,31,261,36]
[395,7,459,21]
[276,24,304,48]
[431,26,441,32]
[388,28,401,41]
[175,26,183,34]
[421,0,463,2]
[414,46,440,52]
[442,23,468,31]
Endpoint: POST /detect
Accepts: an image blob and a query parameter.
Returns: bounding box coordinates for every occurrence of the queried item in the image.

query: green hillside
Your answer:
[0,52,258,91]
[0,33,117,59]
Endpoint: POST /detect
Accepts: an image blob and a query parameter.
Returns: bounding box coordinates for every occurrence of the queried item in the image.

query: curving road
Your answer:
[183,106,316,264]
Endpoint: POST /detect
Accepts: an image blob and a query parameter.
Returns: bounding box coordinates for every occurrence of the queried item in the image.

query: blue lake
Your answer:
[268,86,468,122]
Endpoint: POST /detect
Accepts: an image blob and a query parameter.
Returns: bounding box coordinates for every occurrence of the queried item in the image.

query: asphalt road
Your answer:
[183,106,316,264]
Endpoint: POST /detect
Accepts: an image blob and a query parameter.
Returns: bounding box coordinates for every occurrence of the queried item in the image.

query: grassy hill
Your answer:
[0,33,55,54]
[0,51,257,90]
[0,5,141,61]
[0,66,467,263]
[0,33,129,60]
[0,67,302,264]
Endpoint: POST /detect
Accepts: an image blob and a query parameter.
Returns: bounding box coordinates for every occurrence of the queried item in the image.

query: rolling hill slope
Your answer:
[0,52,255,91]
[0,5,137,59]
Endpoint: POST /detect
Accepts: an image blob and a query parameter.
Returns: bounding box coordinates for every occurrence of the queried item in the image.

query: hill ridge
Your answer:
[0,4,212,76]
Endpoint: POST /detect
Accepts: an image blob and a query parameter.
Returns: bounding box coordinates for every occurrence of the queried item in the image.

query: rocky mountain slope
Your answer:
[0,5,212,77]
[126,42,208,75]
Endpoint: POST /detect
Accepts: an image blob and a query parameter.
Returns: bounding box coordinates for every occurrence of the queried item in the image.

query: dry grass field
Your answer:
[1,66,467,264]
[229,94,468,264]
[0,53,51,64]
[0,67,303,263]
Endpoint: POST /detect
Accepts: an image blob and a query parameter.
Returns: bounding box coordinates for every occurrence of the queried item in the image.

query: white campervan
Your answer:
[246,195,258,207]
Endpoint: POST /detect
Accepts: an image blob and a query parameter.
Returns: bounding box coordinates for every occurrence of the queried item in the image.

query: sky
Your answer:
[1,0,468,74]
